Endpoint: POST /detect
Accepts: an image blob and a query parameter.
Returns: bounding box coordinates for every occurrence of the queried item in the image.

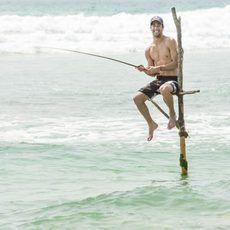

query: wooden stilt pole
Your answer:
[171,7,188,175]
[148,9,199,174]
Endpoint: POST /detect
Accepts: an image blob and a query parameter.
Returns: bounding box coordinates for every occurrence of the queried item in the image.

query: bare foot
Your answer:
[147,121,158,141]
[168,115,176,129]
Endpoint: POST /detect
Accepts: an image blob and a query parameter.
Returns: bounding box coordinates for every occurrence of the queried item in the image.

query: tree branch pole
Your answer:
[171,7,188,175]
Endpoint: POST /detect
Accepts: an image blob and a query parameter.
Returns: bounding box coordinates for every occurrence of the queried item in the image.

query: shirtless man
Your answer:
[133,16,178,141]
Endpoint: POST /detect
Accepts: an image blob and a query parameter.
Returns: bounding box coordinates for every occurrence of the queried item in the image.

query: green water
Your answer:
[0,50,230,229]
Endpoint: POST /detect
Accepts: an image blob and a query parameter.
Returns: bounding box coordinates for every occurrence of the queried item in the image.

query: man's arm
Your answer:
[136,47,159,76]
[145,47,154,66]
[137,47,153,70]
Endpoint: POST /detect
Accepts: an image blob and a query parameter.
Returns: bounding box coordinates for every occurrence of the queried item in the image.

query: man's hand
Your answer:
[136,65,146,72]
[136,65,160,76]
[145,66,160,75]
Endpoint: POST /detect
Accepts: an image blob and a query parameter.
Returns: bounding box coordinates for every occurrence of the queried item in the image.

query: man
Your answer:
[133,16,178,141]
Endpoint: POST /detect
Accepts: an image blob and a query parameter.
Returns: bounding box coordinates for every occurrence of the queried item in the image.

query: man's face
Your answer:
[151,21,163,38]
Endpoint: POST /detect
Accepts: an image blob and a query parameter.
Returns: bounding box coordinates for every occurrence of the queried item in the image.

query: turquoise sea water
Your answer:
[1,1,230,229]
[1,50,230,229]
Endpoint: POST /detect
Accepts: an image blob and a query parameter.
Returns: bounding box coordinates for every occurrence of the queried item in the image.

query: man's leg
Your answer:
[133,92,158,141]
[159,83,176,129]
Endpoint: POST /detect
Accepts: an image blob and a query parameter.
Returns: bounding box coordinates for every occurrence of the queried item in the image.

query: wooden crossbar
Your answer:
[177,90,200,96]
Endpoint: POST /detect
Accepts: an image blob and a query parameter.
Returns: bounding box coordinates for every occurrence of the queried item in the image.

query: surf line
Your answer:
[39,47,138,68]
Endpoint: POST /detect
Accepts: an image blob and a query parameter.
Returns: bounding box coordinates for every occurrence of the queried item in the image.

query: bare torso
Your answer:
[148,35,177,76]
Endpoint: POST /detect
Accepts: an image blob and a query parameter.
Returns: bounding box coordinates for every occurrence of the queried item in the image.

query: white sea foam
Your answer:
[0,112,229,145]
[0,5,229,54]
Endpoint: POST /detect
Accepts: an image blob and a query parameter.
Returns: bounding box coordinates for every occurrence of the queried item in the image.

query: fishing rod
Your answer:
[40,47,138,68]
[39,46,173,121]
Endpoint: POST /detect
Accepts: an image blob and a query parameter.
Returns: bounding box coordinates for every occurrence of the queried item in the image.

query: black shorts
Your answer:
[138,76,179,98]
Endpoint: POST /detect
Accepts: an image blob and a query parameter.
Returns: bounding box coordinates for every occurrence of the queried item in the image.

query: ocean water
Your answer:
[0,1,230,53]
[1,1,230,229]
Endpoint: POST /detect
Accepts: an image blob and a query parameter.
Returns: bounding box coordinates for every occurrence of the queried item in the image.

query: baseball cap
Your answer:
[150,16,164,26]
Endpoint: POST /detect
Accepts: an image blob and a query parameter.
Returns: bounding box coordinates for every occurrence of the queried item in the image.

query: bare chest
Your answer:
[150,43,171,63]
